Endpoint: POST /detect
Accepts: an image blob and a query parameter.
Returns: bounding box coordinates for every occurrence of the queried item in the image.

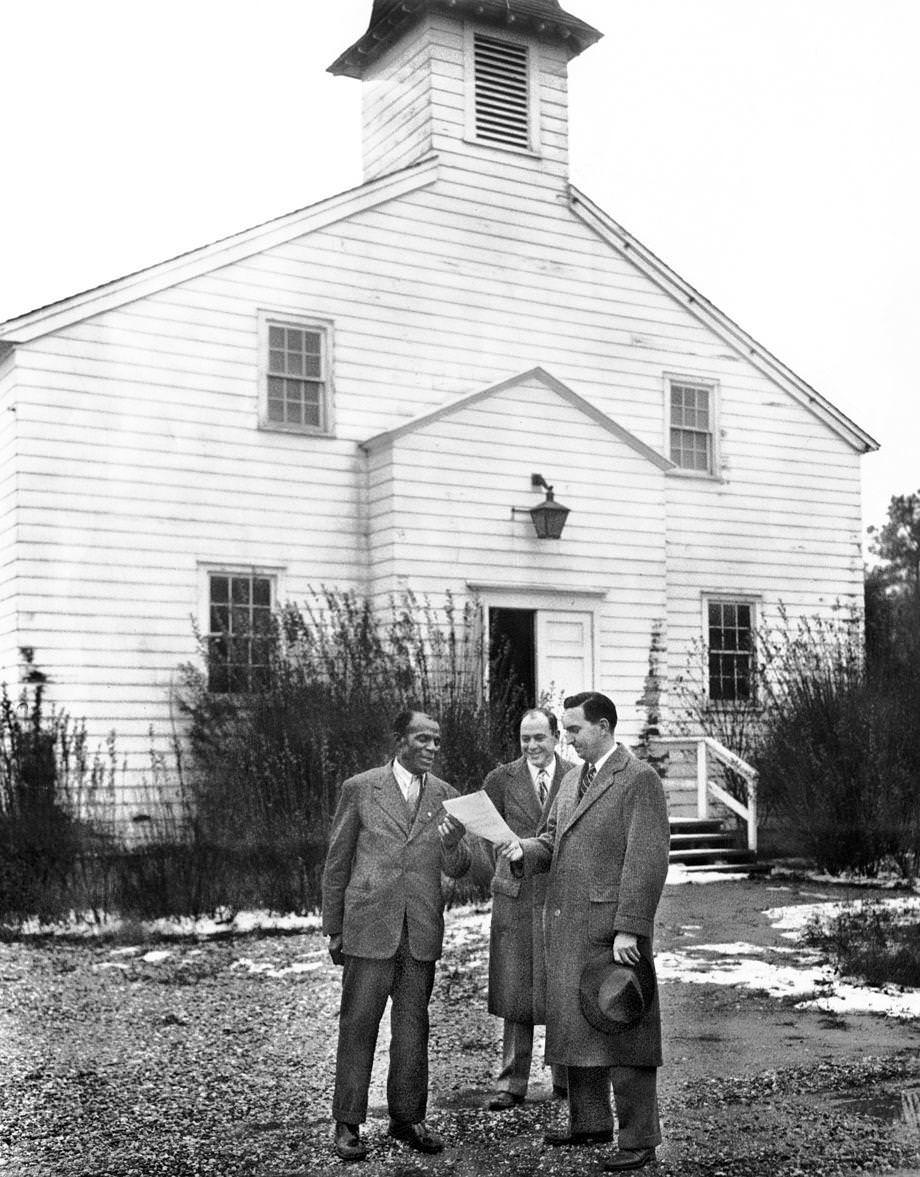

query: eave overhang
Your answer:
[569,186,880,456]
[329,0,602,78]
[0,157,440,344]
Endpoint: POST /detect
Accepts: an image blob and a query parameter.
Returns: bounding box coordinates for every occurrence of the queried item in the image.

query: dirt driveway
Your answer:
[2,876,919,1177]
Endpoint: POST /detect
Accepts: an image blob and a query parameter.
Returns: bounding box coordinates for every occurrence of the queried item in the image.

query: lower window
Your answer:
[707,599,755,702]
[208,573,274,693]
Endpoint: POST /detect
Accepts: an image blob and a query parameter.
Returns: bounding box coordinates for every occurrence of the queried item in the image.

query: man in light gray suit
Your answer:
[501,691,670,1173]
[322,709,469,1162]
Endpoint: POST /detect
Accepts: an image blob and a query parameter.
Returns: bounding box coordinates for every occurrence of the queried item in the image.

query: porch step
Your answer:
[670,846,752,864]
[668,817,761,873]
[670,832,741,851]
[670,858,772,877]
[669,818,725,835]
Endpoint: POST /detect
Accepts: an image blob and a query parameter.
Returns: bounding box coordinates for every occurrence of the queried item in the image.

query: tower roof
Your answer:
[328,0,602,78]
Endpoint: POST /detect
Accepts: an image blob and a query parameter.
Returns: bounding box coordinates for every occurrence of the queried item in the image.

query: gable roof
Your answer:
[0,156,440,345]
[569,186,879,455]
[0,149,879,457]
[361,366,675,470]
[329,0,602,78]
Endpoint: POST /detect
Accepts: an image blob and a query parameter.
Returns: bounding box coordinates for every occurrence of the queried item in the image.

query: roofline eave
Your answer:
[569,185,879,455]
[0,156,441,344]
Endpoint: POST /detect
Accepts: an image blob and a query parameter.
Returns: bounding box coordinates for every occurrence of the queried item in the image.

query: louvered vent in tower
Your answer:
[473,34,531,149]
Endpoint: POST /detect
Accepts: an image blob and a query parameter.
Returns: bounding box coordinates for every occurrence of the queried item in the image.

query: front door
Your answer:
[488,605,595,708]
[536,610,594,704]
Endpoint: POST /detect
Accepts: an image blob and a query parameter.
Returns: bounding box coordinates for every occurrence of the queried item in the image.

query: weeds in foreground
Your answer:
[802,900,920,987]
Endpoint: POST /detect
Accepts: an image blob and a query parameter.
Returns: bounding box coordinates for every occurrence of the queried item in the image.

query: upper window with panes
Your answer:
[259,312,333,435]
[669,379,717,475]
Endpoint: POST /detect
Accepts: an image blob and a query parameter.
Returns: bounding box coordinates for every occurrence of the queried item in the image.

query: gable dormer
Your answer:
[329,0,601,186]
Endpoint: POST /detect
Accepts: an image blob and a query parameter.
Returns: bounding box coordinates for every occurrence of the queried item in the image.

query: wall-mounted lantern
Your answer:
[511,472,571,540]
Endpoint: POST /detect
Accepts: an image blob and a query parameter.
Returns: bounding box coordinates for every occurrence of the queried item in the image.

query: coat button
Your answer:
[554,909,561,917]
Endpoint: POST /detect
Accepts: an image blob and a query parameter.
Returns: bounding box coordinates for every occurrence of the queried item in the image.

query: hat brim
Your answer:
[579,952,657,1036]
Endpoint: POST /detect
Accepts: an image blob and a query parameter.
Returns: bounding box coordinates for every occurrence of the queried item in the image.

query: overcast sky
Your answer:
[1,0,916,540]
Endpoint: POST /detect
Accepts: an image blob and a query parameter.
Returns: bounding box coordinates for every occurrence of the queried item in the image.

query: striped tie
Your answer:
[537,770,549,806]
[578,763,596,799]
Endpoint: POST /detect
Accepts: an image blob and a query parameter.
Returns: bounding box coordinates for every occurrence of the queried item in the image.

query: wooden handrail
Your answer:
[649,735,758,853]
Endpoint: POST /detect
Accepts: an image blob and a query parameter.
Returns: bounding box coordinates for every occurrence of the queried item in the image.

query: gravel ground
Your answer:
[2,877,920,1177]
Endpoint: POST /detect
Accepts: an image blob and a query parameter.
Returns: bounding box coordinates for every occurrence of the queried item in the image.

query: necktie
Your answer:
[536,770,549,806]
[405,774,422,810]
[578,762,596,799]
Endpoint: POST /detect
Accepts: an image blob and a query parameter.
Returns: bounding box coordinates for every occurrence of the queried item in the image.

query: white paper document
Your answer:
[442,790,516,845]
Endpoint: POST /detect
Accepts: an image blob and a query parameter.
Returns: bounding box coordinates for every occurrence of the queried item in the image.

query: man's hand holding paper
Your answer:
[442,790,517,845]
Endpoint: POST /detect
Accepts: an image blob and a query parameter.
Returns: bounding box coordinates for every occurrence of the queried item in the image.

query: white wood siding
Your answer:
[367,371,669,742]
[363,20,435,181]
[0,352,19,686]
[363,15,569,190]
[7,147,864,815]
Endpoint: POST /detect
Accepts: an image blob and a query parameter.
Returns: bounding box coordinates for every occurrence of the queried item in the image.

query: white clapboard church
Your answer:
[0,0,877,830]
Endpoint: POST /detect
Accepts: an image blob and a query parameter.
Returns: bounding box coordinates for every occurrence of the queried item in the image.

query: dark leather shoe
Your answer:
[544,1128,613,1147]
[603,1147,657,1171]
[487,1091,524,1111]
[388,1119,444,1154]
[334,1121,368,1162]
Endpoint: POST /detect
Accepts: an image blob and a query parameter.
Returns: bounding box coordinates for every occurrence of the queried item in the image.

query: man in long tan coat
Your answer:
[481,707,569,1109]
[502,691,670,1173]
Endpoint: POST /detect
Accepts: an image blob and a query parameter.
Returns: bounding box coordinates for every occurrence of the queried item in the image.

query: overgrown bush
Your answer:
[674,608,920,877]
[802,900,920,987]
[0,594,523,926]
[754,614,920,876]
[0,676,116,925]
[175,590,524,905]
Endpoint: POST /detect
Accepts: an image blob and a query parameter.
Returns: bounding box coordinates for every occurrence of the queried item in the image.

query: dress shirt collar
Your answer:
[584,743,617,775]
[526,757,555,786]
[392,756,424,800]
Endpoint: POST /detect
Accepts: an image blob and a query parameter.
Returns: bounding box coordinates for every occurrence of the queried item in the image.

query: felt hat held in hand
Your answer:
[579,953,656,1035]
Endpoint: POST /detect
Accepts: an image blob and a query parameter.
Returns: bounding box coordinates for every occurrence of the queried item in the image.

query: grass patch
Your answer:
[802,900,920,987]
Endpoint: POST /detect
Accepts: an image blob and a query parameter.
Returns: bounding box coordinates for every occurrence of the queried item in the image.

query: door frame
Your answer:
[468,581,606,702]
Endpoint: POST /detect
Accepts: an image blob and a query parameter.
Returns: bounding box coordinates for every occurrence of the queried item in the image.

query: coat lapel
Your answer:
[559,745,630,838]
[512,757,543,824]
[374,763,411,835]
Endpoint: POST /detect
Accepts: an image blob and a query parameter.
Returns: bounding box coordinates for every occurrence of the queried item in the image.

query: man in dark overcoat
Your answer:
[481,707,569,1110]
[501,691,670,1173]
[321,710,469,1162]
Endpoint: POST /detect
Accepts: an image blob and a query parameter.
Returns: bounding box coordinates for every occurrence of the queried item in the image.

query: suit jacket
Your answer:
[482,753,568,1022]
[321,763,471,961]
[519,745,670,1067]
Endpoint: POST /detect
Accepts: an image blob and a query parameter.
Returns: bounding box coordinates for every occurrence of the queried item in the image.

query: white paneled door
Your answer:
[536,610,594,702]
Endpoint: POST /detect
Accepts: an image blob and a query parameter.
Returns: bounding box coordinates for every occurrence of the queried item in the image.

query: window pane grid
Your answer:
[265,321,326,432]
[707,602,754,702]
[670,382,713,472]
[670,427,711,471]
[208,574,273,693]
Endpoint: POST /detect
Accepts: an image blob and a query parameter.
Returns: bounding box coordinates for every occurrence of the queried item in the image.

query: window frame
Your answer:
[257,310,335,437]
[701,594,759,706]
[199,563,284,694]
[464,24,542,156]
[665,374,720,478]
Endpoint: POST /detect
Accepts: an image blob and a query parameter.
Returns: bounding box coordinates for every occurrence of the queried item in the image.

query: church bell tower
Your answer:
[328,0,602,185]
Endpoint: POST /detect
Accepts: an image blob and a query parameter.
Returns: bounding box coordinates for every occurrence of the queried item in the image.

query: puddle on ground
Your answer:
[835,1087,920,1129]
